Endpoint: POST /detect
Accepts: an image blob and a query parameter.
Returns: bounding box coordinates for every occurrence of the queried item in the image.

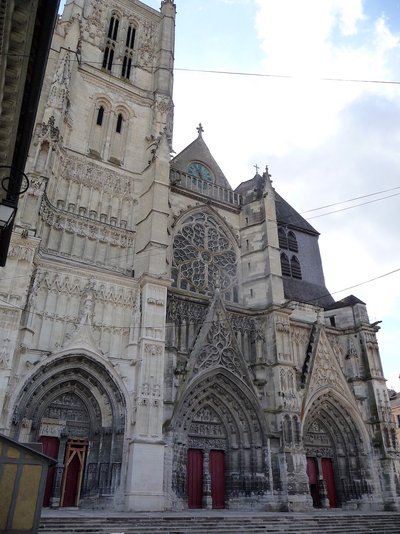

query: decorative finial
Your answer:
[196,123,204,137]
[254,164,259,175]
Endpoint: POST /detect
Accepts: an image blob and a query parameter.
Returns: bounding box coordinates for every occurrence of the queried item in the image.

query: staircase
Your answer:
[39,511,400,533]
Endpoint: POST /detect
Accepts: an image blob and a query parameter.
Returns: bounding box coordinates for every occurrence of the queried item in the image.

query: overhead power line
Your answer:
[176,67,400,86]
[301,186,400,214]
[306,192,400,220]
[3,51,400,86]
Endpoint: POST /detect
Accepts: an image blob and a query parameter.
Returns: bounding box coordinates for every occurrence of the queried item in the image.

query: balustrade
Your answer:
[170,169,242,207]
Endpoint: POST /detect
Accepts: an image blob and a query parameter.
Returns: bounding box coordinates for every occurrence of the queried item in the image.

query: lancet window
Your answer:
[103,14,120,72]
[102,15,137,80]
[121,24,136,80]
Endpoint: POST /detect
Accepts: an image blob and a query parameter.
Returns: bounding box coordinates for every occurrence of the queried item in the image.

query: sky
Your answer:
[59,1,399,389]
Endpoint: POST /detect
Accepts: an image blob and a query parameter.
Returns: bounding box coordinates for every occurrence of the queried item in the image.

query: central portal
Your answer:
[187,448,225,509]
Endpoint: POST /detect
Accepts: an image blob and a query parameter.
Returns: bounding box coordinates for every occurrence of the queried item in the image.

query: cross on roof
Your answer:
[254,164,259,174]
[197,123,204,136]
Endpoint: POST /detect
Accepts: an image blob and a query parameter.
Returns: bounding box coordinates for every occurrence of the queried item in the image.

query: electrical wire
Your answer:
[300,186,400,214]
[4,50,400,87]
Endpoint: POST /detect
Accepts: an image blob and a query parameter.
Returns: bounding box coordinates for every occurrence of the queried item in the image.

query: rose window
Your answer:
[172,212,238,302]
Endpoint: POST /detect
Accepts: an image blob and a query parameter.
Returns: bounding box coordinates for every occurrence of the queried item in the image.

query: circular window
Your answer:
[187,162,214,182]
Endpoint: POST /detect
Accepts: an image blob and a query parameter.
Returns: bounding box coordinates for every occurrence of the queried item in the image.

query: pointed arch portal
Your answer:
[171,371,269,509]
[303,392,372,508]
[11,354,126,507]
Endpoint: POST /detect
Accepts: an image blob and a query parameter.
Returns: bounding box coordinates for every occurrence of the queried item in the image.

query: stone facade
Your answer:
[0,0,399,513]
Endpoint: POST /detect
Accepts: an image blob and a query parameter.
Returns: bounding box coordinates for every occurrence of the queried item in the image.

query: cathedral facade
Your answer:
[0,0,399,512]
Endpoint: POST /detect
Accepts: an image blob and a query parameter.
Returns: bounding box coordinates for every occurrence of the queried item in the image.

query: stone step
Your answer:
[39,513,400,534]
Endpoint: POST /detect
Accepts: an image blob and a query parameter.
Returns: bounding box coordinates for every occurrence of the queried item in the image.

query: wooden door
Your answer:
[187,448,203,509]
[306,456,321,507]
[60,438,87,507]
[40,436,60,507]
[322,457,337,508]
[209,450,225,509]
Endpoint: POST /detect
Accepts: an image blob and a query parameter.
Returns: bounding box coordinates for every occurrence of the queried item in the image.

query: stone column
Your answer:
[125,278,168,511]
[203,450,212,510]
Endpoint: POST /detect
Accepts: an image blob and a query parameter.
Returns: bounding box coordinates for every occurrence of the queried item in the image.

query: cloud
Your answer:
[172,0,400,383]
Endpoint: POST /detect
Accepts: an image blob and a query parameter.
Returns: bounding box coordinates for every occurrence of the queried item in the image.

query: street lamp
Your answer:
[0,202,16,230]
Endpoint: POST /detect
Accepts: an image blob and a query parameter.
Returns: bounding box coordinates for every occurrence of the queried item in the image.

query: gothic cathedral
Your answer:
[0,0,399,512]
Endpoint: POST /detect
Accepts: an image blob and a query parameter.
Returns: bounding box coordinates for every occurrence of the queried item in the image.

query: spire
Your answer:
[263,164,273,189]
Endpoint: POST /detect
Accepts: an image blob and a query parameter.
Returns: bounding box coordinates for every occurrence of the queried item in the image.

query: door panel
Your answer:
[322,457,337,508]
[62,451,80,507]
[209,450,225,509]
[187,449,203,509]
[306,456,321,508]
[60,438,87,507]
[40,436,60,507]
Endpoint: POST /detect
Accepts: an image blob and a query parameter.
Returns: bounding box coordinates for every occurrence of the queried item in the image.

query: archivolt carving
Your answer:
[171,372,269,498]
[304,393,365,457]
[11,354,126,434]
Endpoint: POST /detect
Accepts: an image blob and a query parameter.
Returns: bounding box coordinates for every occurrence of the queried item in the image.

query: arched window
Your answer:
[89,101,110,158]
[116,113,123,133]
[109,110,128,164]
[288,231,298,252]
[121,24,136,80]
[291,256,302,279]
[96,106,104,126]
[280,253,291,277]
[108,15,119,41]
[278,227,288,249]
[126,25,136,50]
[121,56,132,79]
[103,14,119,72]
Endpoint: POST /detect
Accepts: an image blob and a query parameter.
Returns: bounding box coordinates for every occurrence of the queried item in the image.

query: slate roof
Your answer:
[275,192,318,235]
[326,294,366,310]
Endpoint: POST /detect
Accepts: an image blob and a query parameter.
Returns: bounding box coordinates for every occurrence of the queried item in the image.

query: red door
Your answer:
[40,436,60,507]
[187,449,203,509]
[62,452,80,506]
[306,457,321,507]
[322,458,337,508]
[209,450,225,509]
[60,438,87,507]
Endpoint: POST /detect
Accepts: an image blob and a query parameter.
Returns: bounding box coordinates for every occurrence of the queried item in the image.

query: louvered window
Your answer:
[278,227,288,249]
[280,253,291,277]
[291,256,302,279]
[288,231,298,252]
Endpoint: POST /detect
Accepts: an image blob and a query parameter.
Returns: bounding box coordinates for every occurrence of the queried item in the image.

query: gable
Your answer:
[302,326,357,408]
[171,132,232,189]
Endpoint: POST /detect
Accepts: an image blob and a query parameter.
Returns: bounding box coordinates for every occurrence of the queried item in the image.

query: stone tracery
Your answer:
[172,212,238,300]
